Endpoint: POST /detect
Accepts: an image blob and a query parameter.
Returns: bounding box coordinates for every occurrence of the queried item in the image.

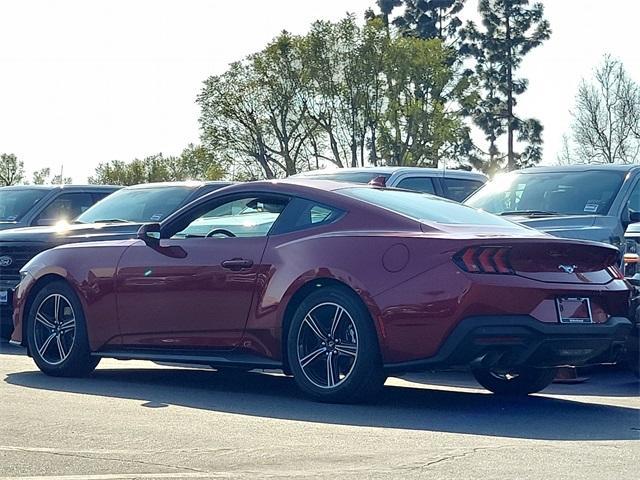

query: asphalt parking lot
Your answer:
[0,339,638,480]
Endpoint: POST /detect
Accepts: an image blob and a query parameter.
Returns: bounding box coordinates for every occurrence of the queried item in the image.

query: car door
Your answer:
[114,193,289,348]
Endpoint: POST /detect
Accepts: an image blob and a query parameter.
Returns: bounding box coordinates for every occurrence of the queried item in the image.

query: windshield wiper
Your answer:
[499,210,558,216]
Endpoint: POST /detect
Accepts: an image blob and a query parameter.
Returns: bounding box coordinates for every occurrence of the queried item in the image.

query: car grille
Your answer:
[0,244,49,285]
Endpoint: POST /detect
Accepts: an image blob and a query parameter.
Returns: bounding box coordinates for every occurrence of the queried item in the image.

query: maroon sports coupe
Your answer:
[11,180,632,402]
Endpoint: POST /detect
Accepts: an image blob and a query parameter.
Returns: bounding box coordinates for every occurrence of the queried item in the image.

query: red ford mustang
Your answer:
[11,180,632,402]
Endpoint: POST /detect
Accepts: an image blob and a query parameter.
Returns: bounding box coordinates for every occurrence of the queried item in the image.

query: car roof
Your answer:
[122,181,232,190]
[294,167,487,179]
[515,164,640,174]
[0,184,118,191]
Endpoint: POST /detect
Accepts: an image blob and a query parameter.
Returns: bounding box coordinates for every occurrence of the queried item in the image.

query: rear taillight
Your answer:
[453,247,514,274]
[607,264,625,280]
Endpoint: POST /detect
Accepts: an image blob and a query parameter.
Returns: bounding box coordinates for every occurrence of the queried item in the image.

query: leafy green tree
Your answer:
[32,168,51,185]
[463,0,550,173]
[52,174,72,185]
[0,153,24,186]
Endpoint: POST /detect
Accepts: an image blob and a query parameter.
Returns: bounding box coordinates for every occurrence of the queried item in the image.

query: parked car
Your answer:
[464,164,640,248]
[0,184,118,231]
[11,180,631,402]
[294,167,487,201]
[0,181,231,337]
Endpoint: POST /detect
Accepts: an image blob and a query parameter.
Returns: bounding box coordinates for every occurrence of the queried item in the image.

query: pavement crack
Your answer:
[0,446,208,474]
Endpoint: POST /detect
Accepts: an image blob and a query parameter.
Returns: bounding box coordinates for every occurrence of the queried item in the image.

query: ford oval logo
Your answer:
[558,264,576,274]
[0,256,12,267]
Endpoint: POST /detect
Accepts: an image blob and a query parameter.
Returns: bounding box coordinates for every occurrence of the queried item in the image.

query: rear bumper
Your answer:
[384,315,633,373]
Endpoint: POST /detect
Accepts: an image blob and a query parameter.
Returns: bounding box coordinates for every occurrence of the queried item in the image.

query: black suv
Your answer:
[0,181,232,337]
[0,185,118,231]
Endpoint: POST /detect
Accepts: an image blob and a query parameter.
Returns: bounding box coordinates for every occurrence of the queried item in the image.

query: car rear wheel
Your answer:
[27,281,99,377]
[287,286,385,403]
[472,367,558,395]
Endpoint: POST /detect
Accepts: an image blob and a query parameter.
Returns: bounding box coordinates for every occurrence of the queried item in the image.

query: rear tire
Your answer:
[26,281,99,377]
[472,367,557,395]
[287,286,385,403]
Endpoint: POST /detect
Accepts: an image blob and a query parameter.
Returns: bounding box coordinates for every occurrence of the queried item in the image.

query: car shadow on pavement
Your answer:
[0,340,26,356]
[5,367,639,441]
[401,369,640,398]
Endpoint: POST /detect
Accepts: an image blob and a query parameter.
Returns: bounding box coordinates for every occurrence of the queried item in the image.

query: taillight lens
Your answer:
[453,247,514,274]
[607,264,625,279]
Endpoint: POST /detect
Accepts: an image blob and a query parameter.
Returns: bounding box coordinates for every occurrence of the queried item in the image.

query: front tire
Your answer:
[287,286,385,403]
[472,367,557,395]
[26,281,99,377]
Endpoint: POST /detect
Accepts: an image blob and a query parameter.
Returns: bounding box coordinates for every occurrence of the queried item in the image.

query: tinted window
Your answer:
[35,193,94,224]
[443,178,483,202]
[396,177,436,194]
[628,181,640,214]
[274,198,343,234]
[0,189,49,221]
[174,196,288,238]
[465,171,625,216]
[304,172,391,184]
[340,187,523,227]
[76,186,192,224]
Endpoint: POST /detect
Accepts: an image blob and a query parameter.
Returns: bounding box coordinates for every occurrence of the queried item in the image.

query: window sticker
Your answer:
[150,214,163,221]
[583,201,599,213]
[6,216,16,221]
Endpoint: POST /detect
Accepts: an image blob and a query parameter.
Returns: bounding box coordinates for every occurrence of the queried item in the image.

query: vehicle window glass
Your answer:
[34,193,94,225]
[303,172,392,184]
[340,187,524,227]
[0,189,49,221]
[396,177,436,194]
[465,171,625,216]
[443,178,483,202]
[274,198,343,234]
[76,186,192,224]
[173,196,288,239]
[91,192,113,204]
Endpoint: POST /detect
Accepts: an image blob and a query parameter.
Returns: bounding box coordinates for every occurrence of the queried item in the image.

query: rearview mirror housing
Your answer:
[137,223,161,247]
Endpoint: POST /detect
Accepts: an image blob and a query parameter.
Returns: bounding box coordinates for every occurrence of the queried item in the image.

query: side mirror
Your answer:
[630,211,640,224]
[137,223,161,247]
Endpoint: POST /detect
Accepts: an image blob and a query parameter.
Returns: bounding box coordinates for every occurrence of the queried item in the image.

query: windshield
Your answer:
[340,187,523,227]
[76,186,193,224]
[465,170,625,216]
[0,189,49,222]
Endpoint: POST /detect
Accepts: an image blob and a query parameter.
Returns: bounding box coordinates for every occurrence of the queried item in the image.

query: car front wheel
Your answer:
[287,286,385,403]
[472,367,558,395]
[27,280,99,377]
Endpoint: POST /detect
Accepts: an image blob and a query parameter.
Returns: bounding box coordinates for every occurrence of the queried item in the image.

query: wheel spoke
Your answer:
[56,335,67,360]
[303,314,327,341]
[38,333,56,356]
[300,347,325,368]
[60,319,75,332]
[35,313,55,329]
[329,306,343,337]
[335,343,357,357]
[53,295,61,322]
[326,352,336,387]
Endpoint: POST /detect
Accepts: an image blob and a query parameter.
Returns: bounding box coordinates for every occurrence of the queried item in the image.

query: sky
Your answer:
[0,0,639,182]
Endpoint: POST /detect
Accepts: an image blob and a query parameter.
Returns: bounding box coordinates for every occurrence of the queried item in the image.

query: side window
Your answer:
[273,198,344,235]
[443,178,484,202]
[91,192,113,203]
[171,195,288,239]
[33,193,94,225]
[628,181,640,214]
[395,177,436,194]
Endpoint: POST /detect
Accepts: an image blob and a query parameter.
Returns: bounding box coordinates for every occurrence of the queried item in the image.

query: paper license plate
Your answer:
[556,297,593,324]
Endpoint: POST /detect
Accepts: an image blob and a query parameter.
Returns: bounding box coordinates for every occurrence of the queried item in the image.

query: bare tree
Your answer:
[571,55,640,164]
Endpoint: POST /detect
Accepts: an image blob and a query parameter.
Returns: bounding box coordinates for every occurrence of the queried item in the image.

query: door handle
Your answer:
[221,258,254,270]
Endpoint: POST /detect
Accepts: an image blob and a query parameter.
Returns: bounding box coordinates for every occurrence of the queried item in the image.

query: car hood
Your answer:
[502,214,614,243]
[0,222,143,244]
[0,222,19,231]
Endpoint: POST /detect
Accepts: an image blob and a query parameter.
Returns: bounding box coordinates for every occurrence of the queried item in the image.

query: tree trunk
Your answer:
[506,7,515,171]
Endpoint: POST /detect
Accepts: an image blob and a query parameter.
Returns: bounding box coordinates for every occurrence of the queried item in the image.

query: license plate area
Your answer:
[0,291,7,304]
[556,297,593,324]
